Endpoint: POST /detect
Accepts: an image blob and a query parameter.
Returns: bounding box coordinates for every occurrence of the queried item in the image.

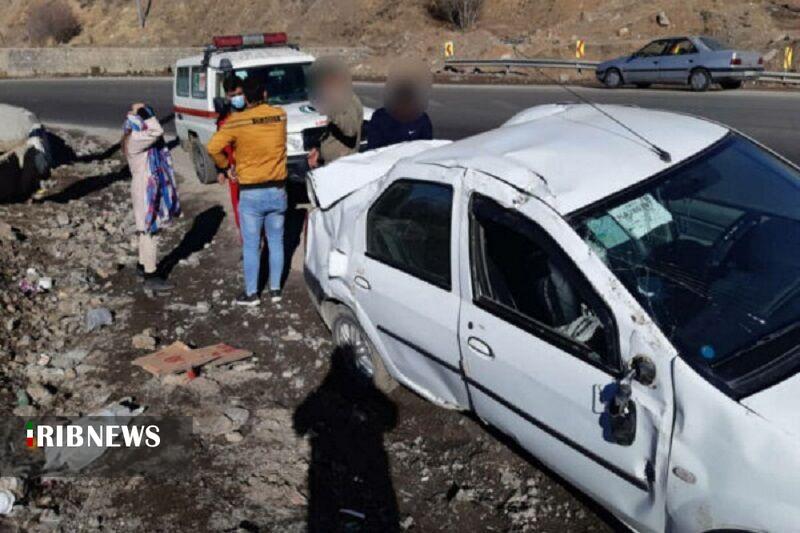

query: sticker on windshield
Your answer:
[586,215,630,249]
[608,193,672,239]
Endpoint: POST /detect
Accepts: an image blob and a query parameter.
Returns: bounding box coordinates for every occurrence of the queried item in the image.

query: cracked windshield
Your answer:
[572,134,800,396]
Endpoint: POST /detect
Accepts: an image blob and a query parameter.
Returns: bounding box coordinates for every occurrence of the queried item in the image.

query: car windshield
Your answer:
[571,134,800,398]
[230,62,311,105]
[701,37,730,51]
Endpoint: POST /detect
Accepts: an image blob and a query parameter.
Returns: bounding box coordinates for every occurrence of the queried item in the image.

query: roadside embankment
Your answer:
[0,104,50,202]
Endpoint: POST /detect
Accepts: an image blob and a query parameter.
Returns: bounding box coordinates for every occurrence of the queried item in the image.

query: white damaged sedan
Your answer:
[304,103,800,532]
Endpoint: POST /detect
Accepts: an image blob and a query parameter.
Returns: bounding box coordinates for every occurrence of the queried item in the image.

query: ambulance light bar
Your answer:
[212,33,288,49]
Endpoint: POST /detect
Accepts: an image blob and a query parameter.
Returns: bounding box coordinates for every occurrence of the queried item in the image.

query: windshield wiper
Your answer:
[711,319,800,370]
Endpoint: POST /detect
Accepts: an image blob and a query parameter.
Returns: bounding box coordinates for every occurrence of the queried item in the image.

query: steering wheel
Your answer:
[707,212,762,273]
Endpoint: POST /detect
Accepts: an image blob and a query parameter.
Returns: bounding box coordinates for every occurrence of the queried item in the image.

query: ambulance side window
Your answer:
[191,67,207,99]
[176,67,190,97]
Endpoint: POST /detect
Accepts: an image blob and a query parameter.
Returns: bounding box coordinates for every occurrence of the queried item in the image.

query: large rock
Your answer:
[0,104,50,202]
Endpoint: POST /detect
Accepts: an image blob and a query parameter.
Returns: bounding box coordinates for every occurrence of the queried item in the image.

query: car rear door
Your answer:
[353,168,470,409]
[658,38,699,84]
[456,177,672,532]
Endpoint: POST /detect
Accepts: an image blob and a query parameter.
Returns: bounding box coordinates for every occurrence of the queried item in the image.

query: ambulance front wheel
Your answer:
[191,138,218,184]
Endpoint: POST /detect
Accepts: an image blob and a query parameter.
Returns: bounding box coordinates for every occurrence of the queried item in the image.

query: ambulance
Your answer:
[173,33,372,183]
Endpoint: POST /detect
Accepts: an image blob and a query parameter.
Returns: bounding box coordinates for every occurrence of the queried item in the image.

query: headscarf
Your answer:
[124,113,180,234]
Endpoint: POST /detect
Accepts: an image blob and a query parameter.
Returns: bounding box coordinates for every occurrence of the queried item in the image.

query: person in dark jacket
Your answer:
[367,81,433,151]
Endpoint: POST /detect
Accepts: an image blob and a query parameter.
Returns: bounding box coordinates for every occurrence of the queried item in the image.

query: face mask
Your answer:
[230,94,246,110]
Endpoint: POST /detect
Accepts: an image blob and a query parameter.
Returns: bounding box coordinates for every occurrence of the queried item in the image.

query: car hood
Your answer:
[741,373,800,437]
[280,101,374,134]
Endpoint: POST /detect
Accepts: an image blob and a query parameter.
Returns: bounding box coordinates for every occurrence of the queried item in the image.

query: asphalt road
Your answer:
[2,77,800,164]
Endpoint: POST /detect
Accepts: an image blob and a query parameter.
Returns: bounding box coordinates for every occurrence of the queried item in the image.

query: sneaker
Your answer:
[143,276,173,293]
[235,292,261,307]
[269,289,282,303]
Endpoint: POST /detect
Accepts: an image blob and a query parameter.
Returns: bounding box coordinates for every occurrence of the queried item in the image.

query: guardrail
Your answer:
[444,58,800,85]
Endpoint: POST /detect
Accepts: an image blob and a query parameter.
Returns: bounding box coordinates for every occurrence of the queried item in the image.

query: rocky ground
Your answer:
[0,128,620,532]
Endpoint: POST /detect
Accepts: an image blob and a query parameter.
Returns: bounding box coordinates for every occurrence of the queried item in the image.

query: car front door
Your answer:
[457,180,673,532]
[353,169,470,409]
[658,38,699,84]
[623,40,669,84]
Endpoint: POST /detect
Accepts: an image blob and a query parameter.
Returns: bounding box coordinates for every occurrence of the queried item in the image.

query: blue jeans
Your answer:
[238,187,287,295]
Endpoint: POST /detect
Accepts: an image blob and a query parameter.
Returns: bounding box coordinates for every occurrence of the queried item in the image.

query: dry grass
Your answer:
[428,0,484,30]
[26,0,81,45]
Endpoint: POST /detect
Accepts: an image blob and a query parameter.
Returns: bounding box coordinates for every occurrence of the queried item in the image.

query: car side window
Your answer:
[469,194,619,372]
[637,40,668,57]
[191,67,207,99]
[366,180,453,290]
[669,39,697,55]
[176,67,190,97]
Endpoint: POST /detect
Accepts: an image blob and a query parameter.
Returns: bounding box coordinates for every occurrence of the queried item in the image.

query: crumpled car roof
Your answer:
[308,140,451,209]
[409,103,729,214]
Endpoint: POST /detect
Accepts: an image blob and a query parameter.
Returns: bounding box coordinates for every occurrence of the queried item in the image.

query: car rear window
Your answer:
[176,67,190,97]
[700,37,730,51]
[366,180,453,290]
[191,68,207,99]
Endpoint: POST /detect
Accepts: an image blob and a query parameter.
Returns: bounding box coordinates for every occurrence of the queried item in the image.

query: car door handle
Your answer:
[354,275,371,290]
[467,337,494,359]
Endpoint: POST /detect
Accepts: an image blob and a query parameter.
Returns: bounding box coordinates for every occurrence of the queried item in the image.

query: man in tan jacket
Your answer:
[207,77,288,305]
[307,56,363,168]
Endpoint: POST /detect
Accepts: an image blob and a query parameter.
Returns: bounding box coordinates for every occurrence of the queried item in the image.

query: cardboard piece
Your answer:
[132,342,252,377]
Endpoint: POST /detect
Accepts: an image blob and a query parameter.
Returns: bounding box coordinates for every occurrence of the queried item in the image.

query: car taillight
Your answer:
[758,56,764,65]
[730,55,742,66]
[212,32,288,49]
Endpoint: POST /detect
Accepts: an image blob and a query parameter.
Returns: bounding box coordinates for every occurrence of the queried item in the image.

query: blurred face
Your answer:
[314,73,351,113]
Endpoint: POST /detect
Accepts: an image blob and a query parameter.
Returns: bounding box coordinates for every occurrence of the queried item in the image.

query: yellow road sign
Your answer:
[576,39,586,59]
[444,41,454,58]
[785,46,794,71]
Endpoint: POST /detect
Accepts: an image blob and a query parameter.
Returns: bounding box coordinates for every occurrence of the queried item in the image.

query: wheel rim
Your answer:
[336,320,375,379]
[606,71,620,87]
[691,72,706,90]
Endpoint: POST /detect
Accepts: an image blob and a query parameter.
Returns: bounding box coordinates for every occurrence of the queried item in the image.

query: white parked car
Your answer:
[304,103,800,532]
[173,33,372,183]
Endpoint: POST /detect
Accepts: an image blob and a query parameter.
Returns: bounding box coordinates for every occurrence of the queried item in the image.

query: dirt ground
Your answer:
[0,127,624,532]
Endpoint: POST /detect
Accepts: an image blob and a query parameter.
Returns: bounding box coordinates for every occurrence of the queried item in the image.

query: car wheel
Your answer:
[331,306,398,394]
[720,80,743,90]
[191,138,218,184]
[635,82,652,89]
[603,68,623,89]
[689,68,712,92]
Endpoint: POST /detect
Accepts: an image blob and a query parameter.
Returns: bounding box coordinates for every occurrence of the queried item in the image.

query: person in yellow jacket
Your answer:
[207,76,288,305]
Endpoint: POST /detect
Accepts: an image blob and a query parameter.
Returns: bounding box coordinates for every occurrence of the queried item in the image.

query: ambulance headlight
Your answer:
[287,133,304,154]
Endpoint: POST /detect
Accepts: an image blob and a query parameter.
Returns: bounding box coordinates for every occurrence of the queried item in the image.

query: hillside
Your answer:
[0,0,798,73]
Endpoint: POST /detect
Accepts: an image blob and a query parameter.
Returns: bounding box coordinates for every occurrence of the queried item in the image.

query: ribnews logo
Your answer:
[1,416,193,479]
[24,420,161,449]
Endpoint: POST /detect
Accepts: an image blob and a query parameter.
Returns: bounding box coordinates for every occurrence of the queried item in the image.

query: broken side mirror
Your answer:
[605,356,655,446]
[608,382,637,446]
[631,355,656,387]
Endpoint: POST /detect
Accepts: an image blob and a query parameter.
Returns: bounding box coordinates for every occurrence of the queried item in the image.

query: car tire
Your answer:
[635,82,652,89]
[331,305,398,394]
[720,80,743,90]
[689,68,712,92]
[603,68,623,89]
[191,137,218,184]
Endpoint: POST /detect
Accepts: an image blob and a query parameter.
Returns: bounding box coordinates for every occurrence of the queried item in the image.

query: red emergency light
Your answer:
[212,32,288,49]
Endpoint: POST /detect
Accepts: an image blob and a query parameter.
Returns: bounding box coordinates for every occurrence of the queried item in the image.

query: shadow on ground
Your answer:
[158,205,225,278]
[294,349,400,533]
